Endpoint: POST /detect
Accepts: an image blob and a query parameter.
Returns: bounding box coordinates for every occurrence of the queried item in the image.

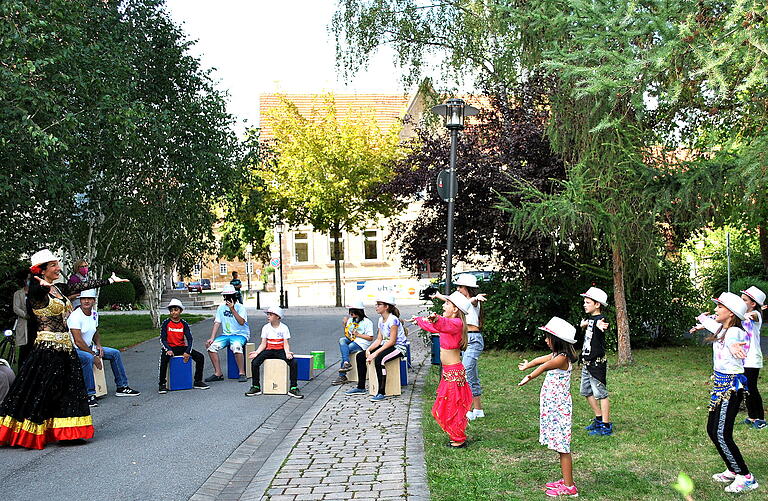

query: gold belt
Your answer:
[35,331,73,350]
[442,368,467,384]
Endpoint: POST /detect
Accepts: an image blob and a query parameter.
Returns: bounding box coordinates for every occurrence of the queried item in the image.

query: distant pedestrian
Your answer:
[245,305,302,399]
[230,271,243,304]
[739,286,766,429]
[158,299,209,394]
[12,276,30,367]
[67,258,90,309]
[332,299,374,386]
[518,317,579,498]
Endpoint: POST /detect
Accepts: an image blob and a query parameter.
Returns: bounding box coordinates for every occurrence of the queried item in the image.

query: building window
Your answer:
[193,264,201,276]
[219,263,227,275]
[363,230,379,260]
[329,231,344,261]
[294,232,309,263]
[245,262,254,275]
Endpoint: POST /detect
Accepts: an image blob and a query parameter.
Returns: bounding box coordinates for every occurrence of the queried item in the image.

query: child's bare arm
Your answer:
[518,354,552,371]
[519,355,568,386]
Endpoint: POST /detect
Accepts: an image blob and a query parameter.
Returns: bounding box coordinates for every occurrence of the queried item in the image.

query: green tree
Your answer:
[258,95,403,306]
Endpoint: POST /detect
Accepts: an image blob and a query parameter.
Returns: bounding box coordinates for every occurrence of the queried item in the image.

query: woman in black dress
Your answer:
[0,249,127,449]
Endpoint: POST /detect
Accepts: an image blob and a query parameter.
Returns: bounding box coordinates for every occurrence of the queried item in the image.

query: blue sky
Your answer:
[165,1,412,132]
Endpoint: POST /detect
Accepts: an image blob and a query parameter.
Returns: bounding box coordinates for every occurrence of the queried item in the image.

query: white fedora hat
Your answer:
[167,298,184,310]
[713,292,747,320]
[30,249,59,268]
[538,316,577,344]
[580,287,608,306]
[741,286,766,307]
[221,284,237,295]
[266,305,284,318]
[447,291,472,315]
[454,274,478,288]
[80,289,98,299]
[375,293,396,306]
[347,299,365,310]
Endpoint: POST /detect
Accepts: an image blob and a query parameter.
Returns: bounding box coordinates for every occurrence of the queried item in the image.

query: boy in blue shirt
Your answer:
[205,285,250,382]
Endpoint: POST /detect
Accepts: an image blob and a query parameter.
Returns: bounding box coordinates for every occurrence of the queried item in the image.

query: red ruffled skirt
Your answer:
[432,362,473,443]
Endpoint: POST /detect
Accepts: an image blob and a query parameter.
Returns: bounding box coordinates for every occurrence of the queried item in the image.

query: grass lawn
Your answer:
[97,314,210,350]
[422,346,768,500]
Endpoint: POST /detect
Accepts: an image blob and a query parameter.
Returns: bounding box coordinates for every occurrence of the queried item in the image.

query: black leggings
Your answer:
[707,390,749,475]
[355,346,402,393]
[250,349,298,388]
[744,367,764,421]
[159,346,205,385]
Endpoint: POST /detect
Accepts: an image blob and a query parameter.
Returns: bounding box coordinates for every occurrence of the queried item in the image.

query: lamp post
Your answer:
[245,243,253,299]
[277,224,286,308]
[431,98,479,294]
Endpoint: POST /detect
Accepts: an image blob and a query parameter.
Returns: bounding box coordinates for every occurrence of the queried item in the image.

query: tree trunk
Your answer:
[612,242,633,366]
[759,224,768,277]
[139,262,163,329]
[332,223,342,307]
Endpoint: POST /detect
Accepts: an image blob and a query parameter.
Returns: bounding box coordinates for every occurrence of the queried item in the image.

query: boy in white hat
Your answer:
[158,299,209,393]
[246,306,303,399]
[740,286,766,428]
[332,299,375,386]
[578,287,613,436]
[204,285,250,382]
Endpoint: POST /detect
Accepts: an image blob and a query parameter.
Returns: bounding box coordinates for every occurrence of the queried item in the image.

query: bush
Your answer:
[98,281,136,309]
[109,266,145,300]
[687,227,766,295]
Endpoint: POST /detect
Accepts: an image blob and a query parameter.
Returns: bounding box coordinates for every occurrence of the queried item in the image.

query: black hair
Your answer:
[349,308,366,320]
[545,333,578,363]
[232,271,238,277]
[223,294,239,303]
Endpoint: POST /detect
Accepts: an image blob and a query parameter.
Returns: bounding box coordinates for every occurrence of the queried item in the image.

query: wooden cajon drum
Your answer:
[93,363,108,397]
[245,343,256,378]
[383,357,402,396]
[347,357,360,383]
[263,359,288,394]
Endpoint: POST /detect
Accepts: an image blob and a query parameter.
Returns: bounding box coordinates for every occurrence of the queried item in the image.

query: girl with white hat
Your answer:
[699,292,758,493]
[740,286,767,429]
[518,317,580,498]
[432,273,487,421]
[409,291,473,447]
[332,299,374,386]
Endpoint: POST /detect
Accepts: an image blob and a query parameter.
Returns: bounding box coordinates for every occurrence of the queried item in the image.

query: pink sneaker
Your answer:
[545,483,578,497]
[545,479,564,489]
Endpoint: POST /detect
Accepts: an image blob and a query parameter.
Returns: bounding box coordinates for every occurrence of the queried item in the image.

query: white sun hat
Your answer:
[266,305,284,318]
[712,292,747,320]
[80,289,98,299]
[740,286,766,307]
[221,284,237,295]
[347,299,365,310]
[447,291,472,315]
[580,287,608,306]
[167,298,184,310]
[30,249,59,267]
[375,293,396,306]
[453,274,478,288]
[538,316,577,344]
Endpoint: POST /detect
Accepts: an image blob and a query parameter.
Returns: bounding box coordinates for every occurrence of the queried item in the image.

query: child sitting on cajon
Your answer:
[245,306,303,399]
[158,299,209,393]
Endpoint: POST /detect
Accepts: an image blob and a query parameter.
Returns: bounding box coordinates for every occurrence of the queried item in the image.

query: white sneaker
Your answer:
[466,410,476,421]
[473,409,485,419]
[725,474,759,493]
[712,470,736,483]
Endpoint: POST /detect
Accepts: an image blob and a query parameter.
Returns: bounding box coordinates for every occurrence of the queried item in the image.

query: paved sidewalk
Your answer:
[191,335,432,501]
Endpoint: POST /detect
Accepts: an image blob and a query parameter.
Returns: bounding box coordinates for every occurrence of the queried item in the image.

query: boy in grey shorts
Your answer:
[578,287,613,436]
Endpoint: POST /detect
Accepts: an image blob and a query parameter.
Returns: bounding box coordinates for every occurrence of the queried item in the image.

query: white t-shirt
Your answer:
[712,326,746,374]
[466,302,480,328]
[345,317,375,350]
[67,307,99,348]
[743,313,763,369]
[215,302,250,337]
[261,322,291,351]
[378,315,407,354]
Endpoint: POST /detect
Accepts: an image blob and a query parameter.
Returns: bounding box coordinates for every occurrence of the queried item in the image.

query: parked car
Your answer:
[200,279,211,290]
[419,270,496,300]
[174,281,186,290]
[187,281,203,293]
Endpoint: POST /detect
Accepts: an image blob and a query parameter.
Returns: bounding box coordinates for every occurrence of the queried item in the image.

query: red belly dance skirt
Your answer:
[432,362,473,443]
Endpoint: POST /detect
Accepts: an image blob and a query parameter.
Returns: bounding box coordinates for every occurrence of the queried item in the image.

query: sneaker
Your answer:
[545,479,565,489]
[115,386,141,397]
[370,393,386,402]
[204,374,224,382]
[712,470,737,483]
[238,374,248,383]
[545,483,578,497]
[743,418,755,426]
[331,375,348,385]
[752,419,767,429]
[339,362,353,373]
[725,474,759,493]
[466,410,477,421]
[473,409,485,418]
[585,417,603,431]
[193,381,210,390]
[346,387,366,395]
[245,386,261,396]
[589,422,613,436]
[288,387,304,399]
[158,385,168,394]
[87,395,99,407]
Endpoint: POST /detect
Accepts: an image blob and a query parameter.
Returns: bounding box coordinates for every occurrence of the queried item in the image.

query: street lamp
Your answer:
[431,98,479,294]
[245,243,253,299]
[277,223,286,308]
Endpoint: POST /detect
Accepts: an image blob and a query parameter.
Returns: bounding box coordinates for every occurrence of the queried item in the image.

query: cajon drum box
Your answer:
[294,355,313,380]
[168,356,193,390]
[245,343,256,377]
[368,358,402,396]
[93,363,108,397]
[227,348,241,379]
[263,358,288,394]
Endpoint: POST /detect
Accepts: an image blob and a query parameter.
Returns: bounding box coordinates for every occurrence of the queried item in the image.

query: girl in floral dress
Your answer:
[518,317,579,498]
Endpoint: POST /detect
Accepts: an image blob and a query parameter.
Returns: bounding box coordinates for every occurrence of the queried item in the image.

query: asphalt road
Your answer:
[0,305,424,501]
